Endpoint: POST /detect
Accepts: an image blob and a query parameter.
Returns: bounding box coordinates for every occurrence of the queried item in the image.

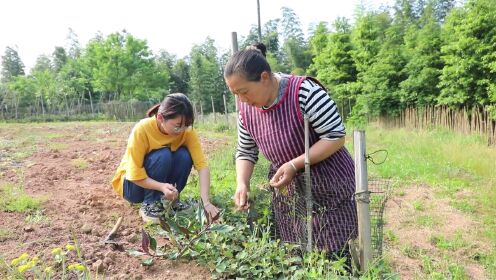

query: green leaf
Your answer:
[127,250,146,257]
[209,224,234,233]
[149,236,157,252]
[159,216,172,232]
[141,258,154,266]
[215,261,227,273]
[166,218,182,234]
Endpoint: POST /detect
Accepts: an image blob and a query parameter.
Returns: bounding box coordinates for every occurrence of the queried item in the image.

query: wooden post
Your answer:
[193,102,197,119]
[223,94,229,127]
[304,114,313,252]
[354,130,372,272]
[231,32,239,115]
[211,95,216,123]
[257,0,262,42]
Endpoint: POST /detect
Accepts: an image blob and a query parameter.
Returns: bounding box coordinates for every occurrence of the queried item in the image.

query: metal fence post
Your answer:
[354,130,372,272]
[304,114,313,252]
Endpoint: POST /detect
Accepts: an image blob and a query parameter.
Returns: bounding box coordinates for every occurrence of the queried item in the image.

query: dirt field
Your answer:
[0,122,229,279]
[0,122,491,279]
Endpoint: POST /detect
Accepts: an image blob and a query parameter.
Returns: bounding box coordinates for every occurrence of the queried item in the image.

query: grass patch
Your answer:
[45,132,64,139]
[416,215,437,228]
[384,229,398,244]
[430,231,469,251]
[0,228,12,241]
[71,158,88,170]
[400,245,423,259]
[25,209,49,224]
[47,142,69,151]
[412,200,425,211]
[0,182,42,213]
[450,200,475,213]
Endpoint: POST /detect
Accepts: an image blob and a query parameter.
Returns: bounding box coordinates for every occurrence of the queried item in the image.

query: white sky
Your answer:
[0,0,393,72]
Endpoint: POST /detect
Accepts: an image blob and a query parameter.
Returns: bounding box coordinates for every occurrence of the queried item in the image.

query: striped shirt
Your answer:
[236,77,345,163]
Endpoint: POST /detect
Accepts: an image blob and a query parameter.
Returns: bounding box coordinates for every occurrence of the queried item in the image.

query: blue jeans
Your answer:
[123,146,192,204]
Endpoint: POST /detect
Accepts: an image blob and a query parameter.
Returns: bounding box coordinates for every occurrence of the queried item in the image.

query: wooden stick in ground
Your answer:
[105,216,123,242]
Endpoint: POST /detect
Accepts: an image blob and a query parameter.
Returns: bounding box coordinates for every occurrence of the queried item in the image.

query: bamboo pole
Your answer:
[231,32,239,115]
[354,130,372,272]
[304,114,313,252]
[223,94,229,127]
[211,96,216,123]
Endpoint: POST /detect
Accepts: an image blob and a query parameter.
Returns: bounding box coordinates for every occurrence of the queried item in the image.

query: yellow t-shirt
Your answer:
[111,116,207,196]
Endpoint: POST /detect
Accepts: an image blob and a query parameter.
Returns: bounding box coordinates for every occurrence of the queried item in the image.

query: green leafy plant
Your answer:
[129,199,355,279]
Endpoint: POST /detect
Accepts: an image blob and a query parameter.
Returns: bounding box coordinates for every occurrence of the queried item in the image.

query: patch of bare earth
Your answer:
[383,184,489,279]
[0,123,229,279]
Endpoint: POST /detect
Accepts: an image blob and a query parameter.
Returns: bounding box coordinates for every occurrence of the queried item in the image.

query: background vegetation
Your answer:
[1,0,495,123]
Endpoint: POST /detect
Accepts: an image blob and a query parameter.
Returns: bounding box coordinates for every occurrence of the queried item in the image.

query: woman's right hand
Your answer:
[234,185,250,211]
[162,183,178,201]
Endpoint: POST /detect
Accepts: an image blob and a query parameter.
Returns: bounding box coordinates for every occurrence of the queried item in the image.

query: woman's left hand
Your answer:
[203,202,220,223]
[269,161,297,188]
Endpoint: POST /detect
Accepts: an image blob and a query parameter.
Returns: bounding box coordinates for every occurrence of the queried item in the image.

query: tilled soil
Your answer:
[0,122,227,279]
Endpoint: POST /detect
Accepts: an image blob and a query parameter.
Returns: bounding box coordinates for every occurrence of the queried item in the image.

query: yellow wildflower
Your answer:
[31,256,39,263]
[44,266,53,273]
[17,264,29,273]
[68,263,86,271]
[65,244,76,251]
[11,253,29,266]
[10,258,21,266]
[51,247,63,255]
[26,260,36,269]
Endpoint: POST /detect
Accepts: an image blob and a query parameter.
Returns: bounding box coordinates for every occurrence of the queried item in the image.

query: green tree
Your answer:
[5,76,35,119]
[171,59,190,95]
[360,22,407,116]
[262,19,281,55]
[84,31,168,102]
[66,28,82,59]
[189,38,226,114]
[52,47,68,73]
[280,7,311,74]
[240,25,261,50]
[311,18,357,110]
[57,57,93,114]
[400,1,443,107]
[1,46,25,83]
[438,0,496,109]
[348,11,391,122]
[351,11,391,77]
[307,22,329,77]
[433,0,456,23]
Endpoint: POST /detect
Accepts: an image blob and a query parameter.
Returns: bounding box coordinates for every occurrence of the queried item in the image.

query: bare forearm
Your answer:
[291,137,345,170]
[235,159,254,189]
[132,177,165,192]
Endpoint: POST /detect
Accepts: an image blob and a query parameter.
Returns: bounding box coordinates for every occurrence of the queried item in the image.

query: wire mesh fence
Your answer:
[368,177,393,259]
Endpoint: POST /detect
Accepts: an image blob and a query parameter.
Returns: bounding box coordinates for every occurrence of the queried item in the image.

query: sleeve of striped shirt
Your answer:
[235,112,259,163]
[298,79,346,140]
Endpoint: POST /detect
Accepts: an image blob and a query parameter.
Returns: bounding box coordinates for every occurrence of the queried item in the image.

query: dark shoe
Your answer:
[139,201,164,223]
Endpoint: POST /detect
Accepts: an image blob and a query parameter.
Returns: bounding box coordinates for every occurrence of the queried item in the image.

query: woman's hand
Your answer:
[161,183,178,201]
[203,202,220,223]
[269,161,297,188]
[234,185,250,211]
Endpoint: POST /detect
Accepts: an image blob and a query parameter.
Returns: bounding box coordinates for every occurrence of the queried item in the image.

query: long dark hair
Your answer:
[146,93,194,126]
[224,42,271,82]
